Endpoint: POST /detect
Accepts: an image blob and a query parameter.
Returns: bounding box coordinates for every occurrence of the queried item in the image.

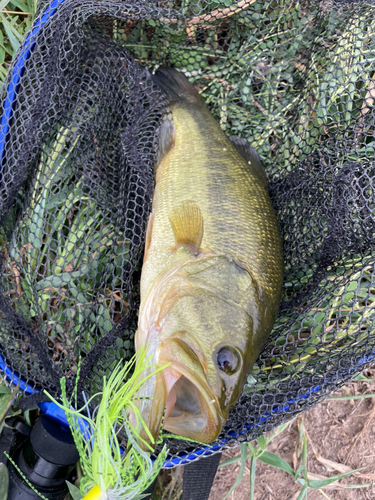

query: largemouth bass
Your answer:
[133,68,283,445]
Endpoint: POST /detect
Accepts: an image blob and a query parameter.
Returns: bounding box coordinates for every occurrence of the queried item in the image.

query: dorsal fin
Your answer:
[169,201,203,256]
[229,136,268,188]
[153,67,202,106]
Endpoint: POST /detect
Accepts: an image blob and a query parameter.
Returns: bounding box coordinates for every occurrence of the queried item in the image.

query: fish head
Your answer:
[134,256,267,446]
[135,299,255,445]
[157,292,255,444]
[158,339,248,444]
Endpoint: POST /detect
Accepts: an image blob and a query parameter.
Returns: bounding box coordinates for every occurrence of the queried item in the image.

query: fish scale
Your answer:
[142,103,281,306]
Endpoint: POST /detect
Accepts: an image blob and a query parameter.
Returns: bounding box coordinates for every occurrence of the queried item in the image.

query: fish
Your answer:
[132,67,283,445]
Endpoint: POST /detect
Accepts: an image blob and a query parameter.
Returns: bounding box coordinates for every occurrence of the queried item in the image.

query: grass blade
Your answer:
[318,490,332,500]
[223,442,248,500]
[258,451,295,476]
[0,463,9,500]
[295,485,308,500]
[219,443,256,467]
[327,394,375,401]
[249,456,256,500]
[219,446,250,468]
[0,0,10,12]
[9,0,32,12]
[308,468,364,489]
[0,382,15,426]
[0,14,20,52]
[295,464,306,481]
[265,419,295,446]
[257,435,267,452]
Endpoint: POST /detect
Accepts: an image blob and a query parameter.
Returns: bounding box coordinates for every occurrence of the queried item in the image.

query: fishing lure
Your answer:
[46,345,169,500]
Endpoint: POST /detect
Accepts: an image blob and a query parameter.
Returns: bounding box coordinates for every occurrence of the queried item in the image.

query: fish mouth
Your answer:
[163,367,221,442]
[159,339,225,443]
[129,338,225,448]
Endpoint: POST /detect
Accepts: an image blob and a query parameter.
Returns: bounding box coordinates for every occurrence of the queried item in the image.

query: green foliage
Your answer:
[0,0,37,83]
[0,463,9,500]
[219,417,370,499]
[0,380,15,434]
[245,256,375,394]
[1,123,132,378]
[66,481,83,500]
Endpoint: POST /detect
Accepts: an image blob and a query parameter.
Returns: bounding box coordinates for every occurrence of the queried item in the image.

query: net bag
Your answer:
[1,0,375,466]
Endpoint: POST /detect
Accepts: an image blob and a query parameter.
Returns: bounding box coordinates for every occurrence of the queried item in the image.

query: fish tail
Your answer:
[153,67,202,106]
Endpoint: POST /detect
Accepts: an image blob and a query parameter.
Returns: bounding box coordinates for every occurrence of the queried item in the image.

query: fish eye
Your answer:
[216,347,241,375]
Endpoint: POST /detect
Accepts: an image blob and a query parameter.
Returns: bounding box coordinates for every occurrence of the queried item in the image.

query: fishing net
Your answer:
[1,0,375,465]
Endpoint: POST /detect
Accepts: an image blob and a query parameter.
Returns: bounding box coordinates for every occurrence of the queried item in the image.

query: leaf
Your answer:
[313,454,353,475]
[0,463,9,500]
[258,451,295,476]
[306,472,370,490]
[246,374,256,385]
[256,435,267,453]
[66,481,82,500]
[0,383,15,425]
[8,0,32,12]
[247,441,256,456]
[295,485,308,500]
[0,385,10,395]
[0,0,11,12]
[23,405,38,427]
[265,419,295,445]
[307,468,364,489]
[353,373,371,382]
[223,442,248,500]
[295,464,306,481]
[249,456,256,500]
[0,14,20,53]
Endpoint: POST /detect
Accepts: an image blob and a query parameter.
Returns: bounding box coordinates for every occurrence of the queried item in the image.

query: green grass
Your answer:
[218,414,370,500]
[0,123,132,381]
[0,0,36,82]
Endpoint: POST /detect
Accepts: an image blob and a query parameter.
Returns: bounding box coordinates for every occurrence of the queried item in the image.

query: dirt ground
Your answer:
[209,373,375,500]
[154,368,375,499]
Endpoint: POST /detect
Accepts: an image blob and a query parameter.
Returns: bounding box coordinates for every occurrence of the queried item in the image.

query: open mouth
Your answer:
[165,374,211,436]
[130,338,225,446]
[159,345,224,443]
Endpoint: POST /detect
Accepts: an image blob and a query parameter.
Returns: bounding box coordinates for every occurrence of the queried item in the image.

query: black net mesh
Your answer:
[1,0,375,465]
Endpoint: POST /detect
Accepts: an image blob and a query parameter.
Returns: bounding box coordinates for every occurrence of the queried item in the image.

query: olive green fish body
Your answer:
[134,68,283,444]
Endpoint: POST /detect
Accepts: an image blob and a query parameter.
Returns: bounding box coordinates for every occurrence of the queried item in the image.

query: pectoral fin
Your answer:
[144,211,154,263]
[169,201,203,256]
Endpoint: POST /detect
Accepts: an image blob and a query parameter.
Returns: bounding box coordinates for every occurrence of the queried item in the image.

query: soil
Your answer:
[209,371,375,500]
[154,367,375,499]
